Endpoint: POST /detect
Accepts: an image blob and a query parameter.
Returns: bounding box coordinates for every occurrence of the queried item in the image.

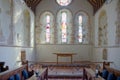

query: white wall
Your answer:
[93,0,120,70]
[0,0,35,69]
[36,45,92,62]
[35,0,94,62]
[0,46,35,69]
[13,0,35,47]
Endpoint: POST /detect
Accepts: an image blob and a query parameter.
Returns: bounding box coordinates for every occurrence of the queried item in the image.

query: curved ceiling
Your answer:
[88,0,105,13]
[24,0,105,14]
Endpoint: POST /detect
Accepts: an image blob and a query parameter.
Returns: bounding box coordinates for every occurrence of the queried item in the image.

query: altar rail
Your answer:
[27,61,113,68]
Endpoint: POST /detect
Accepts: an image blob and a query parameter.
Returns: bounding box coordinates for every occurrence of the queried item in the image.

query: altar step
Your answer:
[48,78,83,80]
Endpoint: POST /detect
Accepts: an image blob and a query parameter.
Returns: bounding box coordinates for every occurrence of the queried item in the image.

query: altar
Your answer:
[53,53,76,64]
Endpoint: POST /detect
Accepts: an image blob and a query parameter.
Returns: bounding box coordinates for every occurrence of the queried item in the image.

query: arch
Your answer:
[98,9,108,46]
[37,11,55,44]
[23,9,30,46]
[103,48,107,60]
[74,11,90,44]
[56,9,73,44]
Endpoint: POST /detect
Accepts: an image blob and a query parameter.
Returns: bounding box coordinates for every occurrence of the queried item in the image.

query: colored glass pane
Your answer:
[61,12,67,42]
[56,0,72,6]
[46,15,50,42]
[78,15,82,43]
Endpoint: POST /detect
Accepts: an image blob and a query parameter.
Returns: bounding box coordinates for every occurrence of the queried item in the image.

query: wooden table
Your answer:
[53,53,76,64]
[83,68,105,80]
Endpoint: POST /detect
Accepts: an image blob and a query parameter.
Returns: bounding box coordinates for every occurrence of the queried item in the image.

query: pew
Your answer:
[0,64,28,80]
[104,65,120,78]
[83,61,114,80]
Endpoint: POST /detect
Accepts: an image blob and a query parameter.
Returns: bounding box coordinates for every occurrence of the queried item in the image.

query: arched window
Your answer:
[57,9,73,44]
[46,15,51,42]
[78,15,83,43]
[36,11,54,44]
[75,11,90,44]
[56,0,72,6]
[61,12,67,42]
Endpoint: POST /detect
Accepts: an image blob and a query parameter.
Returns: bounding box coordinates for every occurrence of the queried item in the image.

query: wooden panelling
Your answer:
[88,0,105,14]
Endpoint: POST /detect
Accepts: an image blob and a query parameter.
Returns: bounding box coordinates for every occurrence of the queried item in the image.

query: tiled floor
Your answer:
[48,79,82,80]
[48,67,83,80]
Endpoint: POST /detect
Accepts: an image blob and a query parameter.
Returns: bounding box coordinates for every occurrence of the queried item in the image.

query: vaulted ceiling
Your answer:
[24,0,105,14]
[88,0,105,13]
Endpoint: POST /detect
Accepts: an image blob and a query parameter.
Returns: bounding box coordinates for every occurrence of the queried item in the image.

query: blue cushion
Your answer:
[14,74,20,80]
[8,76,14,80]
[22,69,28,79]
[102,69,108,79]
[117,77,120,80]
[107,73,115,80]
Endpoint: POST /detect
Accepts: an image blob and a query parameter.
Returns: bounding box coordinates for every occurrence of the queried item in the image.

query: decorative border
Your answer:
[0,45,34,48]
[94,46,120,48]
[36,43,92,45]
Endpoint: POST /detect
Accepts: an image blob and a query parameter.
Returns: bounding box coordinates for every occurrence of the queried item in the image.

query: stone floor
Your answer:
[48,79,82,80]
[48,67,83,80]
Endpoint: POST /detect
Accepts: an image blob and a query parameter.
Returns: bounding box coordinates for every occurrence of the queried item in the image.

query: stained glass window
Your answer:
[38,11,54,44]
[56,9,72,44]
[61,12,67,43]
[46,15,51,42]
[78,15,82,43]
[75,11,89,44]
[56,0,72,6]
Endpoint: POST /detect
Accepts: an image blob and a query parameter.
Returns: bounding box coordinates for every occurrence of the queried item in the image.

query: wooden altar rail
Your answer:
[74,61,113,64]
[27,61,113,69]
[74,61,113,68]
[0,64,28,80]
[27,61,113,64]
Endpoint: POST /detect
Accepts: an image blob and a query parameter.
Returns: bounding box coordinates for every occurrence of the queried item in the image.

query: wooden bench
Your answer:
[0,64,28,80]
[104,66,120,78]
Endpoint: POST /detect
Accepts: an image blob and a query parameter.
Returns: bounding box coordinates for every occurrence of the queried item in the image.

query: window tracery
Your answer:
[56,0,72,6]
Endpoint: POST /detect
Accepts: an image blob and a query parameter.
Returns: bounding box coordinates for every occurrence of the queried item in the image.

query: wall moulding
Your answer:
[0,44,34,48]
[94,45,120,48]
